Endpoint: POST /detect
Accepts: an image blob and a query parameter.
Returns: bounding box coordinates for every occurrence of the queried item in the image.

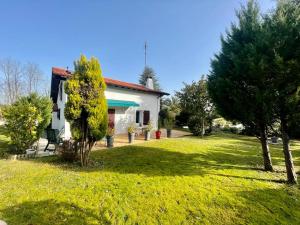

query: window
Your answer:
[57,108,61,120]
[143,111,150,125]
[59,82,63,101]
[136,111,140,123]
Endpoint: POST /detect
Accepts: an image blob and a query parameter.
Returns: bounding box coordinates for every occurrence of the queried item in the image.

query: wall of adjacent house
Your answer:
[52,82,160,139]
[51,80,71,140]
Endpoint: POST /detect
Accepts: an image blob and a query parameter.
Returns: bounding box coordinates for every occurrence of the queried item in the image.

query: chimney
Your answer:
[145,75,154,89]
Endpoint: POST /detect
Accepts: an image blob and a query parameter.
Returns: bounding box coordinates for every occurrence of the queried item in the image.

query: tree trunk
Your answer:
[259,128,273,171]
[281,118,297,184]
[201,117,205,138]
[80,115,89,167]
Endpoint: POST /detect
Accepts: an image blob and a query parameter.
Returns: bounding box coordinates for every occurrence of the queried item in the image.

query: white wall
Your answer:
[51,81,71,140]
[52,82,161,138]
[105,87,160,134]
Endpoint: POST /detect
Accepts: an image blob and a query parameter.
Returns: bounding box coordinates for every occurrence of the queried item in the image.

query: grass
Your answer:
[0,129,299,224]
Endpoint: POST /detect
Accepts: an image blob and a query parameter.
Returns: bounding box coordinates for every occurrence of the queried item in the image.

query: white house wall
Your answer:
[51,80,71,140]
[105,87,160,134]
[52,81,161,139]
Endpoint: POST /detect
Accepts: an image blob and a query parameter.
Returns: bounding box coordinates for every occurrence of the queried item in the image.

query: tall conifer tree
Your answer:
[208,0,274,171]
[65,55,108,167]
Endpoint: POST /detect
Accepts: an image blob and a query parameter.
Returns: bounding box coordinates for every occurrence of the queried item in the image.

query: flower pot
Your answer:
[106,136,114,148]
[271,136,278,144]
[155,130,161,139]
[167,129,172,138]
[145,131,151,141]
[128,133,135,143]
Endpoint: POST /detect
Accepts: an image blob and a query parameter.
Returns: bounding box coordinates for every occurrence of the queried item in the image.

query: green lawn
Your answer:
[0,131,299,225]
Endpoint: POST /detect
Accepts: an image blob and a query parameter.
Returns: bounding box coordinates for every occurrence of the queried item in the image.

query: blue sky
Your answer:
[0,0,275,95]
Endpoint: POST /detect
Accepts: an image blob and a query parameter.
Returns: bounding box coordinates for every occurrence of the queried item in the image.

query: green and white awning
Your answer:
[107,99,140,107]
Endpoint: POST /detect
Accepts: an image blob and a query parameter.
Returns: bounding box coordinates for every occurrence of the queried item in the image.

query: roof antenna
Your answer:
[144,41,147,67]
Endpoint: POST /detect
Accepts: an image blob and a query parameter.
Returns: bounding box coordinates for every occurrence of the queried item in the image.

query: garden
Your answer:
[0,1,299,224]
[0,130,299,224]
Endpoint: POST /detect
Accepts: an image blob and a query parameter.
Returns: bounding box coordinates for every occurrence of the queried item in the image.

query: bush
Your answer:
[2,93,52,153]
[221,126,240,134]
[175,111,190,127]
[188,115,204,136]
[229,127,239,134]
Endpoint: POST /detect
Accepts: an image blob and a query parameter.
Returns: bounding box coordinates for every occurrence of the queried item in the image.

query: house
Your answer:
[50,67,169,139]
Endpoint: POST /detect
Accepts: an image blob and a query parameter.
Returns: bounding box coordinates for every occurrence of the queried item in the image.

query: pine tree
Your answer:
[139,66,160,90]
[207,0,275,171]
[64,55,108,167]
[265,0,300,184]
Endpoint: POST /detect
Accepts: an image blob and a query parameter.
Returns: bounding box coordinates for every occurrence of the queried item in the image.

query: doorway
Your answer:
[108,109,115,128]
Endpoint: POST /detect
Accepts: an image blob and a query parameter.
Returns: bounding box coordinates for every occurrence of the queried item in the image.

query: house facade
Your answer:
[50,67,168,139]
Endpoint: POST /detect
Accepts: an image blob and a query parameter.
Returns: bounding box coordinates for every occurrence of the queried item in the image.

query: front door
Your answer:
[108,109,115,128]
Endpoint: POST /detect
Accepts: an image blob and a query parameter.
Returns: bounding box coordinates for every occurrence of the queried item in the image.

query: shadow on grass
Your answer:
[30,139,297,183]
[0,199,104,225]
[35,146,208,176]
[24,133,298,183]
[236,187,300,224]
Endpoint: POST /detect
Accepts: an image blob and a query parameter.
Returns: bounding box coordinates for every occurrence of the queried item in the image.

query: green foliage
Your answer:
[265,0,300,131]
[160,107,176,129]
[265,0,300,183]
[2,93,52,153]
[145,121,153,132]
[208,0,275,132]
[0,134,299,224]
[0,125,10,158]
[106,127,115,137]
[127,123,137,134]
[139,66,160,90]
[64,55,108,166]
[176,78,215,136]
[161,96,181,115]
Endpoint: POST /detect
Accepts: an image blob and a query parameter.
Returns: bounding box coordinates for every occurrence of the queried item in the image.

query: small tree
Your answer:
[139,66,160,90]
[2,93,52,153]
[64,55,108,167]
[161,96,181,115]
[176,77,215,137]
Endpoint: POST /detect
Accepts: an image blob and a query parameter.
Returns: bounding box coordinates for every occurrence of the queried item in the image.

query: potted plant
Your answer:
[106,127,114,148]
[164,118,174,138]
[127,123,136,143]
[144,121,153,141]
[156,119,162,139]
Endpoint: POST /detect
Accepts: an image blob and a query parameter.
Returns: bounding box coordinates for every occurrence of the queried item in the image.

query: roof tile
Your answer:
[52,67,168,95]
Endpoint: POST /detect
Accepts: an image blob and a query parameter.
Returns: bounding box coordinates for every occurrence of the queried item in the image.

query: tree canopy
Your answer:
[264,0,300,183]
[139,66,160,90]
[176,77,215,136]
[207,0,274,171]
[64,55,108,166]
[2,93,52,153]
[208,0,300,183]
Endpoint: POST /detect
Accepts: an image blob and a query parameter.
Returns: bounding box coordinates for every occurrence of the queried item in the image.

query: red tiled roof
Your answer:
[52,67,169,96]
[52,67,72,77]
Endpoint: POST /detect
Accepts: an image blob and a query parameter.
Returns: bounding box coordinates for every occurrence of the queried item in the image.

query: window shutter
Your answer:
[136,111,140,123]
[143,111,150,125]
[57,108,61,120]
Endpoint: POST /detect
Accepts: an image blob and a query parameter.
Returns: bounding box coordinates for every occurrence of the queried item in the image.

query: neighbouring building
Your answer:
[50,67,169,139]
